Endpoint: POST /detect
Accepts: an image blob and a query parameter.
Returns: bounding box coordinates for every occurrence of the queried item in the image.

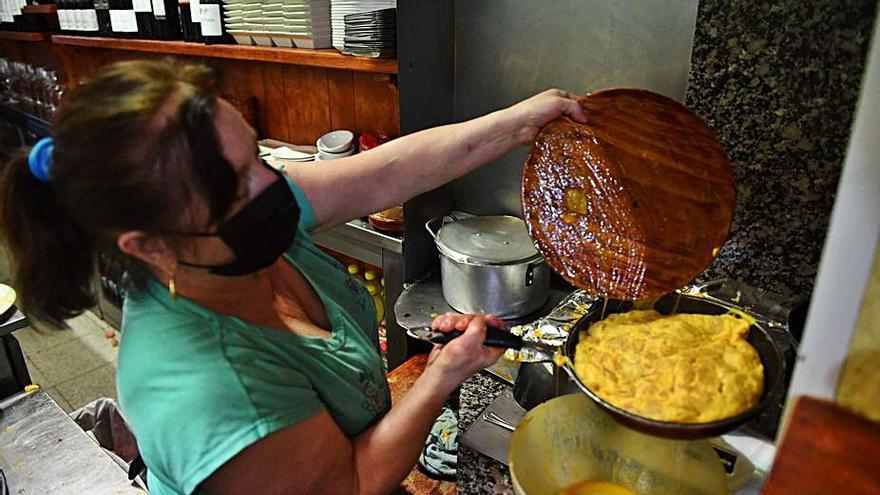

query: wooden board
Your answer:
[763,396,880,495]
[522,88,734,300]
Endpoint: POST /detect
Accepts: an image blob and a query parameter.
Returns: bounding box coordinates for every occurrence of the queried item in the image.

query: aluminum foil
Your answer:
[503,290,599,362]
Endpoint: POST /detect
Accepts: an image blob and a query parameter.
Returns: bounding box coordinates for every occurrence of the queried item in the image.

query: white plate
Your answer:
[0,284,16,315]
[271,146,316,160]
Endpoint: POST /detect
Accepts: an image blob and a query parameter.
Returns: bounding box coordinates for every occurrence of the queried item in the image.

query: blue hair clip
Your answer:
[28,137,54,183]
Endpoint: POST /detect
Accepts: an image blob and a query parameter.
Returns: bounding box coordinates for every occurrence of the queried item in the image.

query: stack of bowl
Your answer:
[316,130,355,161]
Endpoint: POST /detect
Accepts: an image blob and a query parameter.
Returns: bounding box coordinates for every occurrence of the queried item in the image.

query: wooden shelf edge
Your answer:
[50,35,398,74]
[0,31,49,42]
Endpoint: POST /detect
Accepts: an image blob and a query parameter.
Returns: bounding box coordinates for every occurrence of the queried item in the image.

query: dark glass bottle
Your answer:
[109,0,137,38]
[151,0,180,39]
[188,0,202,42]
[56,0,70,34]
[68,0,80,34]
[132,0,153,38]
[198,0,228,45]
[178,0,200,42]
[95,0,111,35]
[83,0,100,36]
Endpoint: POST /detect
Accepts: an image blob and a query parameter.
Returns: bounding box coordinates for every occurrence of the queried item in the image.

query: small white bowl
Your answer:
[317,130,354,153]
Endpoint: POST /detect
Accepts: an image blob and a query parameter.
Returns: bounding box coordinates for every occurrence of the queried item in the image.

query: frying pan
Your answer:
[408,293,785,439]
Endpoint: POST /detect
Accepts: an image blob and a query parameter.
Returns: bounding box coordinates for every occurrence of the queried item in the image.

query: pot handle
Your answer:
[424,214,458,240]
[525,258,544,287]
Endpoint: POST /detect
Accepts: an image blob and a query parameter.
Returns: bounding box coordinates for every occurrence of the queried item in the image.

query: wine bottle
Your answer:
[109,0,137,38]
[132,0,153,38]
[0,0,11,32]
[73,0,86,34]
[178,0,194,41]
[188,0,202,42]
[151,0,179,39]
[198,0,226,45]
[95,0,111,35]
[84,0,100,36]
[56,0,70,34]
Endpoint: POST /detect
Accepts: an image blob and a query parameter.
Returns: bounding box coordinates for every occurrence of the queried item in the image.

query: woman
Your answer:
[0,60,586,494]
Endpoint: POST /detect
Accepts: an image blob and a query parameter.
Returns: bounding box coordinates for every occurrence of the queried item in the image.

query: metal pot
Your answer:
[426,215,550,319]
[508,394,729,495]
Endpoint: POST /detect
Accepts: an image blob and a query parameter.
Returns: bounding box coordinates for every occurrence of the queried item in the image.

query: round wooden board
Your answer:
[522,89,734,300]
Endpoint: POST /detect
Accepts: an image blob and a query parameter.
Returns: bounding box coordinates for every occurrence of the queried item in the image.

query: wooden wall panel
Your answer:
[215,59,266,134]
[353,71,399,137]
[282,65,331,145]
[327,69,356,131]
[0,39,400,143]
[260,63,291,142]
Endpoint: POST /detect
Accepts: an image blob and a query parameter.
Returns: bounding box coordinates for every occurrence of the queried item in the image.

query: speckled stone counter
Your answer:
[457,373,514,494]
[686,0,877,299]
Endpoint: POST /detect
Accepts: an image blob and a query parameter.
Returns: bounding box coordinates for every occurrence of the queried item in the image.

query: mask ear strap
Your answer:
[152,229,219,238]
[177,259,216,269]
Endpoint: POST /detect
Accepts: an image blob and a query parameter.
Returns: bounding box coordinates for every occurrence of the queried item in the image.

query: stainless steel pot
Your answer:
[426,215,550,319]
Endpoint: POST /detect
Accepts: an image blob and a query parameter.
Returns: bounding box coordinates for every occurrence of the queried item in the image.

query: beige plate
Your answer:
[0,283,16,315]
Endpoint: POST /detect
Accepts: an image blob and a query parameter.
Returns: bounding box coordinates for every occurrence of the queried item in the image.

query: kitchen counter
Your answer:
[457,372,516,494]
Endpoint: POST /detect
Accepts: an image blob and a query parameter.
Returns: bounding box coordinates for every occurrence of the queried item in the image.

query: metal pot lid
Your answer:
[435,215,541,265]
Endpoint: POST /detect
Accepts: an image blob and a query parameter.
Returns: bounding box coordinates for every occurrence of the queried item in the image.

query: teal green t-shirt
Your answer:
[117,180,390,495]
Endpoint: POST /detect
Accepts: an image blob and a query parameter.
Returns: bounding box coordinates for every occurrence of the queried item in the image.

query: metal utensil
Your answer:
[405,326,560,362]
[483,411,517,432]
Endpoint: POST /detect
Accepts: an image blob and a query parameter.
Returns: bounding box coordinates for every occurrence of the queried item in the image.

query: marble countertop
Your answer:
[457,373,516,494]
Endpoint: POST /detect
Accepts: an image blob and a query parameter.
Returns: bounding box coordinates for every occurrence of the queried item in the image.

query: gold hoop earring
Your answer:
[169,273,178,300]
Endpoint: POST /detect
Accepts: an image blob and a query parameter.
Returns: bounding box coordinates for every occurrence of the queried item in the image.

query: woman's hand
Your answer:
[425,312,507,385]
[505,88,589,144]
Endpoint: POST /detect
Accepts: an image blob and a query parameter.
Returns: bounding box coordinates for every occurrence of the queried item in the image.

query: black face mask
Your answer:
[168,162,300,276]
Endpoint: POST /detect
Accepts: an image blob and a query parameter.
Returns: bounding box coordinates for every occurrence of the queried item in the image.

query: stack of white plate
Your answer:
[225,0,332,49]
[330,0,395,54]
[270,146,317,166]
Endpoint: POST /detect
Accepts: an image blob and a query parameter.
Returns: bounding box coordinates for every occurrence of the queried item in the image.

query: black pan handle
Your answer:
[429,325,523,350]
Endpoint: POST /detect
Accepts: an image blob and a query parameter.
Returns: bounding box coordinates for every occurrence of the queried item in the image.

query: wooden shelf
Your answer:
[51,35,398,74]
[22,4,57,14]
[0,31,49,42]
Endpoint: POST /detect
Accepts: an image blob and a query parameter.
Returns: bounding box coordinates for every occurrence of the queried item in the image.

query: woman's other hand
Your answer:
[425,312,507,384]
[506,88,589,144]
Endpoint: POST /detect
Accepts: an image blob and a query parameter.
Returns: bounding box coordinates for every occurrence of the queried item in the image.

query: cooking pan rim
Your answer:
[560,293,786,437]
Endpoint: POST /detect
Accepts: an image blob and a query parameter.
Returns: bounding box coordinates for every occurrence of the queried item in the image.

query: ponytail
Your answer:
[0,150,96,328]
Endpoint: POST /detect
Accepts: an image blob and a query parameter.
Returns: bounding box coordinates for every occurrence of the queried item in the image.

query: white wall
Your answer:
[783,14,880,419]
